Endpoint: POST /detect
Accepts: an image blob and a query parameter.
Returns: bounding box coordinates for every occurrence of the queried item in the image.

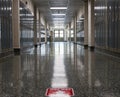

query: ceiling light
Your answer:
[53,21,64,24]
[50,7,67,9]
[94,6,107,10]
[20,14,33,16]
[53,21,64,23]
[53,18,65,21]
[54,26,65,29]
[52,14,66,16]
[53,18,65,20]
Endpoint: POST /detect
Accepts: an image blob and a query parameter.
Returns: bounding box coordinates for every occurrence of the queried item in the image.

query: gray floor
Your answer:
[0,42,120,97]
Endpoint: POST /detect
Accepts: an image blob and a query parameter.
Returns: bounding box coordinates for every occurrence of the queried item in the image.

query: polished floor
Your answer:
[0,42,120,97]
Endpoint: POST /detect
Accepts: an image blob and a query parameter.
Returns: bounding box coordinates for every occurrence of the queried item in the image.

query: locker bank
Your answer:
[0,0,120,97]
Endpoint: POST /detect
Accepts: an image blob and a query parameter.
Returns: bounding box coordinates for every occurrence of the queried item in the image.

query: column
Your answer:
[34,6,37,47]
[74,15,77,43]
[12,0,20,54]
[39,12,41,45]
[53,30,55,42]
[45,22,47,43]
[64,29,67,41]
[84,1,88,47]
[88,0,95,48]
[66,29,68,42]
[69,23,71,42]
[48,27,50,42]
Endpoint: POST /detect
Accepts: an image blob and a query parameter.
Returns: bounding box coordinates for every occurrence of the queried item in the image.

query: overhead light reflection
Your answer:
[53,73,66,77]
[51,54,68,88]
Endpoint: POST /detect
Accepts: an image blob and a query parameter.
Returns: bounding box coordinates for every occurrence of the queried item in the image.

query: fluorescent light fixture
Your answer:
[53,20,65,22]
[94,6,107,10]
[20,14,33,16]
[52,14,66,16]
[53,18,65,20]
[53,21,65,23]
[50,7,67,9]
[54,23,64,25]
[54,26,64,28]
[53,19,64,21]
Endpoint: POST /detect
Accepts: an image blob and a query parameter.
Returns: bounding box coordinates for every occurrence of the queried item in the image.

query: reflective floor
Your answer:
[0,42,120,97]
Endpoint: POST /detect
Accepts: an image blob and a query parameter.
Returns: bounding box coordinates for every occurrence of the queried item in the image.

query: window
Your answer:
[60,30,63,38]
[55,30,59,37]
[71,30,74,37]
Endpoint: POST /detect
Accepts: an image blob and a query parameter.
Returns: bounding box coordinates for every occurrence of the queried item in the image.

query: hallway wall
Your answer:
[76,22,84,44]
[95,0,120,53]
[20,1,34,48]
[0,0,13,57]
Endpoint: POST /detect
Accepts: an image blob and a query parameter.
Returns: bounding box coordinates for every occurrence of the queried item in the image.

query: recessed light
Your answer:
[94,6,107,10]
[53,18,65,20]
[52,14,66,16]
[53,21,64,23]
[50,7,67,9]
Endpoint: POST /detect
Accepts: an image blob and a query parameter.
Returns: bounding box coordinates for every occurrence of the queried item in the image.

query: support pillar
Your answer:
[12,0,20,55]
[88,0,95,49]
[74,15,77,43]
[64,29,67,42]
[48,27,50,42]
[39,12,41,45]
[66,29,68,42]
[69,23,71,42]
[84,1,88,48]
[45,22,47,43]
[34,6,38,47]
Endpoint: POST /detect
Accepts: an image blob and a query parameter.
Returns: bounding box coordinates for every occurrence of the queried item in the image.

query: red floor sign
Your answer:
[45,88,74,96]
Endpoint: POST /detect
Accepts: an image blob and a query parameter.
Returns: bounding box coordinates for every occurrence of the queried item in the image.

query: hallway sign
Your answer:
[45,88,74,96]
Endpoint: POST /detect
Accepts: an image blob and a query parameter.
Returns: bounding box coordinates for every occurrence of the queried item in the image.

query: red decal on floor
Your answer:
[45,88,74,96]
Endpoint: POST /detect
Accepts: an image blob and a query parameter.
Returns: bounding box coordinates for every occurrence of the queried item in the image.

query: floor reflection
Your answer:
[51,43,68,88]
[52,66,68,88]
[0,42,120,97]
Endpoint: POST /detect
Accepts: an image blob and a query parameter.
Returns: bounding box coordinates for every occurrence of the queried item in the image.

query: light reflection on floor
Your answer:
[0,42,120,97]
[51,43,68,88]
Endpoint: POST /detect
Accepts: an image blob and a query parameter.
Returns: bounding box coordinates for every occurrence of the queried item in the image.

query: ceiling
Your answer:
[32,0,84,28]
